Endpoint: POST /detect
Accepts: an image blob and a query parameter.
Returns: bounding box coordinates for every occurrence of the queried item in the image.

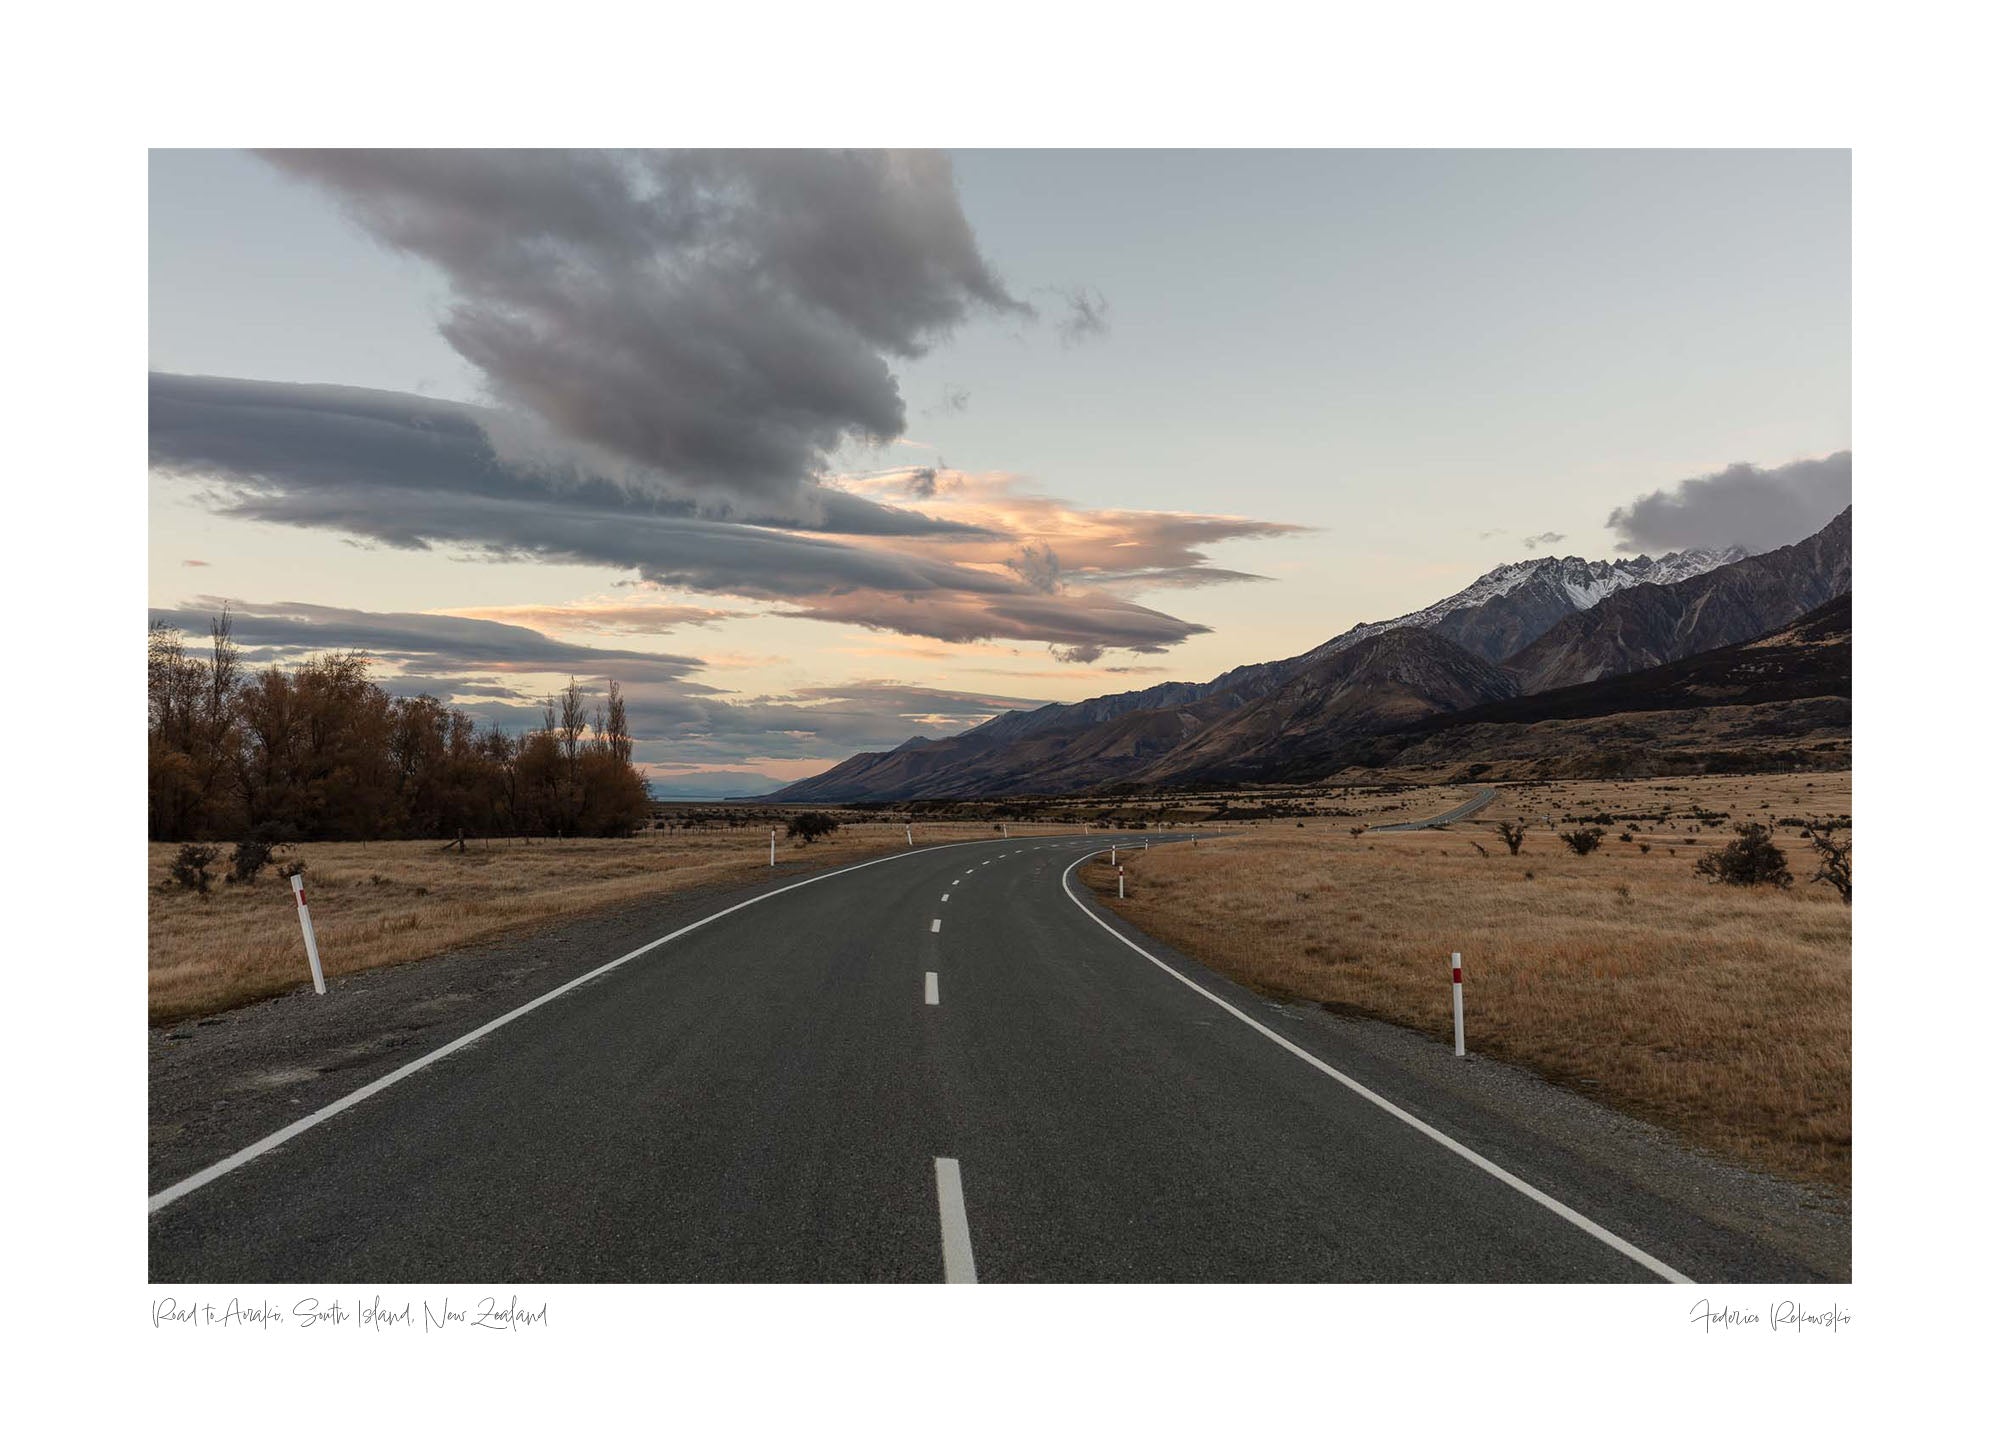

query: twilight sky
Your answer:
[149,149,1851,796]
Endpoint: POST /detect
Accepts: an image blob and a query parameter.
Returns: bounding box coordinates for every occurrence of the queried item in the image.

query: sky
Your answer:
[148,149,1851,797]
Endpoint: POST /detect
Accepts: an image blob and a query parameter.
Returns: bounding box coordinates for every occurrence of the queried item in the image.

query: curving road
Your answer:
[149,832,1819,1283]
[1371,787,1497,831]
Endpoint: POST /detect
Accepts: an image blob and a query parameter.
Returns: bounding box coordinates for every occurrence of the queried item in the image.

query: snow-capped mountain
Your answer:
[1310,546,1749,664]
[766,523,1840,804]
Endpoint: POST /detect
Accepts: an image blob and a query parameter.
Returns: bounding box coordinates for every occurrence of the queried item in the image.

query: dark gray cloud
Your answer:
[149,599,715,689]
[781,587,1207,656]
[1075,565,1272,591]
[1607,451,1851,554]
[149,372,981,539]
[151,373,1215,655]
[1006,541,1063,594]
[259,149,1029,503]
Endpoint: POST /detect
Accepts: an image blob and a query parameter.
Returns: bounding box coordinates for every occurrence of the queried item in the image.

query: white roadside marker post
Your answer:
[1451,952,1465,1057]
[906,822,913,846]
[770,829,776,866]
[1119,872,1126,900]
[290,873,326,996]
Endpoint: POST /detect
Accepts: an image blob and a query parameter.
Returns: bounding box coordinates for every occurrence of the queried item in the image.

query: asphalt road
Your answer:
[1372,787,1497,831]
[150,833,1822,1283]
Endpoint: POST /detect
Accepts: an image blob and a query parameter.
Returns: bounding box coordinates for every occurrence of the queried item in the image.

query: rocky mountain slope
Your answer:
[1504,509,1850,693]
[1130,628,1520,788]
[1312,546,1746,663]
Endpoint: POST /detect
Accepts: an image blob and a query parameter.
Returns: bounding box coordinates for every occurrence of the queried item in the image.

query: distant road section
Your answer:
[1371,787,1496,831]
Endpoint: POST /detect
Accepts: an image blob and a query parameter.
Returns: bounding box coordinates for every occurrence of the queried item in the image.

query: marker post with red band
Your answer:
[290,872,326,996]
[1451,952,1465,1057]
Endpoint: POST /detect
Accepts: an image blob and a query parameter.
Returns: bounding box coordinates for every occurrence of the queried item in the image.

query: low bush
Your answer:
[788,811,841,844]
[166,844,219,894]
[226,821,298,885]
[1694,823,1794,889]
[1560,828,1603,856]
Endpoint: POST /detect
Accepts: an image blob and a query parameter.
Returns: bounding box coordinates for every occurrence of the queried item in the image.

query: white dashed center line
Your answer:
[934,1158,977,1284]
[924,971,939,1005]
[930,918,942,933]
[940,893,950,902]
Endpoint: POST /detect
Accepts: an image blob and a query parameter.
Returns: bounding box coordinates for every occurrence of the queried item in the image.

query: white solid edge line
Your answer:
[1058,850,1692,1285]
[931,918,943,933]
[149,834,1025,1216]
[934,1157,978,1283]
[925,971,939,1005]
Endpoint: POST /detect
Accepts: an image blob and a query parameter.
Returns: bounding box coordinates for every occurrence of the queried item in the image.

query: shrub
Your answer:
[1694,823,1794,889]
[166,843,219,894]
[787,811,841,844]
[226,821,297,884]
[1496,821,1527,855]
[1560,828,1603,856]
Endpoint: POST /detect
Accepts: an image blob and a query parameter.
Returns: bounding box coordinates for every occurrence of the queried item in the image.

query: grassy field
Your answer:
[148,819,1077,1024]
[1081,772,1851,1189]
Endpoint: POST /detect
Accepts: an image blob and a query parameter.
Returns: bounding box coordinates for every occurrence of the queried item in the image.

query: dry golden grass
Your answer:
[148,821,1073,1024]
[1083,772,1851,1188]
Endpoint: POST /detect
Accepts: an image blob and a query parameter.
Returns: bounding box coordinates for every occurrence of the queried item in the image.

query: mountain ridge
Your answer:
[767,512,1849,803]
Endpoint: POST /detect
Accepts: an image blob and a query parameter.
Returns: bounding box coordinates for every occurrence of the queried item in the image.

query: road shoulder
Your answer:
[149,858,840,1192]
[1073,874,1851,1281]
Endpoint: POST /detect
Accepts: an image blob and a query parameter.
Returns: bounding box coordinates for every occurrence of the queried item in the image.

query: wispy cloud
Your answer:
[153,375,1297,660]
[1049,286,1110,346]
[150,598,714,688]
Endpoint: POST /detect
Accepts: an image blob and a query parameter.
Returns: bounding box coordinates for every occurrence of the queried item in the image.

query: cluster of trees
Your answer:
[149,612,652,843]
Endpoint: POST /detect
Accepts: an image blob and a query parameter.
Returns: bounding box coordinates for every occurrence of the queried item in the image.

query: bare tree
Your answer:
[602,680,633,765]
[1802,820,1852,904]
